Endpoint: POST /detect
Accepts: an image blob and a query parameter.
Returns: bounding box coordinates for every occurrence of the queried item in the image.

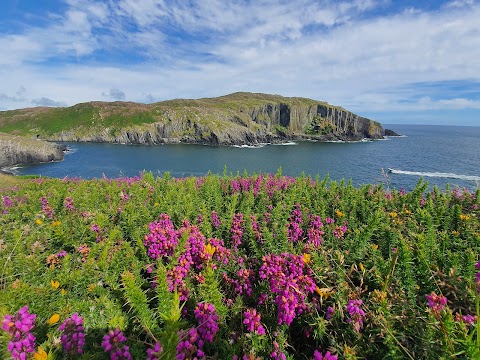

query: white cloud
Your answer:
[0,0,479,123]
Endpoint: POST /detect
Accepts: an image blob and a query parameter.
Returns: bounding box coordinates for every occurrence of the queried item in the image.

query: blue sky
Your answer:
[1,0,479,125]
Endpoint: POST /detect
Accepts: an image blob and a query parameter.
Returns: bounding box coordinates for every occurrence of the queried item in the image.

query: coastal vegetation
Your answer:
[1,172,479,359]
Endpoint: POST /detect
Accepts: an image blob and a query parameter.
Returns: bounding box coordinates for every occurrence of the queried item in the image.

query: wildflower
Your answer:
[303,253,312,264]
[176,327,205,360]
[2,305,37,360]
[194,302,219,343]
[59,313,85,355]
[455,313,476,325]
[147,342,163,360]
[243,308,266,335]
[51,280,60,289]
[388,212,398,218]
[102,328,132,360]
[47,313,60,325]
[231,213,245,250]
[425,292,448,313]
[144,214,179,260]
[204,243,215,256]
[64,197,76,211]
[325,306,334,320]
[313,350,338,360]
[36,219,43,225]
[287,204,303,242]
[270,341,286,360]
[211,211,221,228]
[33,346,48,360]
[335,210,344,217]
[346,299,366,332]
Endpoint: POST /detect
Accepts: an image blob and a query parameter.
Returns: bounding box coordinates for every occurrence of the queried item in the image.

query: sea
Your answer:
[9,124,480,192]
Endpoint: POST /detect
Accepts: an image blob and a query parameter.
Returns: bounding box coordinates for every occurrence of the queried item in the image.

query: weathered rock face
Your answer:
[0,134,65,168]
[0,93,389,146]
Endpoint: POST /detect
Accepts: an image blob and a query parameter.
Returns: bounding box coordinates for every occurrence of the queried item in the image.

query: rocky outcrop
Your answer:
[0,133,65,168]
[0,93,391,146]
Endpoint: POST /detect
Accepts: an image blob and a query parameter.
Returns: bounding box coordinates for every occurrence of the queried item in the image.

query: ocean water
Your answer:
[10,124,480,191]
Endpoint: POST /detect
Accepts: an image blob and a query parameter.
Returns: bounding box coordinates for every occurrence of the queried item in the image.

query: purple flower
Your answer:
[244,308,266,335]
[425,292,448,313]
[102,329,132,360]
[2,306,37,360]
[59,313,85,355]
[147,342,163,360]
[194,302,219,343]
[176,327,205,360]
[313,350,338,360]
[346,299,366,332]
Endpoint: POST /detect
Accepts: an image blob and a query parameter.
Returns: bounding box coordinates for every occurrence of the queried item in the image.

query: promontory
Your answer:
[0,92,398,167]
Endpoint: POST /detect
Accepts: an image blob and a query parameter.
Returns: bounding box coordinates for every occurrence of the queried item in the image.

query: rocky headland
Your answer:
[0,133,65,171]
[0,92,399,148]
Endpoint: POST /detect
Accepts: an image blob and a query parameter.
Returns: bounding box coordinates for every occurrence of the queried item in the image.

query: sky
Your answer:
[1,0,480,125]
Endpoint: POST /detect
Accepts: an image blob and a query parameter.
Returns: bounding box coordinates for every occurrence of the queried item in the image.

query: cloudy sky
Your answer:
[1,0,479,125]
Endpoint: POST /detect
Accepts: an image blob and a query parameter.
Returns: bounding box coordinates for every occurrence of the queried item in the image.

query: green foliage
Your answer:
[0,173,479,359]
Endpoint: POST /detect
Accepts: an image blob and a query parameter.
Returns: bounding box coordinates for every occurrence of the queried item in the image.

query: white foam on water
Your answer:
[388,168,480,182]
[273,141,297,146]
[232,144,266,149]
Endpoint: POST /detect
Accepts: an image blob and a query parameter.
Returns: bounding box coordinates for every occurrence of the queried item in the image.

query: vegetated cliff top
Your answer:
[0,92,386,146]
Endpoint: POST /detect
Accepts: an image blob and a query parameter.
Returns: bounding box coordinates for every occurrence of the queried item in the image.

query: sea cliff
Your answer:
[0,133,65,169]
[0,92,395,147]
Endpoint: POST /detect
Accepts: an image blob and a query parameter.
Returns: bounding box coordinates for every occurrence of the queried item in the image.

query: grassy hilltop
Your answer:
[0,93,387,146]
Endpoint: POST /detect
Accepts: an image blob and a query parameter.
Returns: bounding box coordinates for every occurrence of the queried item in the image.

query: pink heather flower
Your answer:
[259,253,316,326]
[270,341,287,360]
[455,313,476,325]
[426,292,448,313]
[287,204,303,242]
[102,329,132,360]
[475,261,480,293]
[40,196,55,218]
[244,308,266,335]
[313,350,338,360]
[325,306,334,320]
[194,302,219,343]
[59,313,85,355]
[211,211,221,229]
[64,197,76,211]
[147,342,163,360]
[176,327,205,360]
[144,214,179,260]
[231,213,245,250]
[57,250,67,257]
[2,306,37,360]
[346,299,366,332]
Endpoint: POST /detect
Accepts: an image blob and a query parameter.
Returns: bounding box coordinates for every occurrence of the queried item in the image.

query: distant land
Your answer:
[0,92,398,169]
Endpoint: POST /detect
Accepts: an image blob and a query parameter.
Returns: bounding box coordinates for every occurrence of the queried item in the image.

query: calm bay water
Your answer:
[11,124,480,191]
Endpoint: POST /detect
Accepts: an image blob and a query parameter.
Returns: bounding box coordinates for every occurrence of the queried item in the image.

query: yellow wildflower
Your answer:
[88,284,96,292]
[34,346,47,360]
[204,244,216,256]
[372,289,387,303]
[50,280,60,289]
[302,253,311,265]
[359,262,365,272]
[335,210,344,217]
[47,314,60,325]
[372,244,378,250]
[404,209,411,215]
[36,219,43,225]
[315,287,334,299]
[51,221,61,227]
[451,230,460,236]
[388,212,398,218]
[154,202,159,207]
[61,289,67,295]
[460,214,471,221]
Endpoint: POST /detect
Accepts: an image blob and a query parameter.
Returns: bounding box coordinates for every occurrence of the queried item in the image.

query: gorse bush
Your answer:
[0,172,479,359]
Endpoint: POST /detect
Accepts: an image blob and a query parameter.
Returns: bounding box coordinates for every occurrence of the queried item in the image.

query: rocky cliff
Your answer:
[0,133,65,168]
[0,92,391,146]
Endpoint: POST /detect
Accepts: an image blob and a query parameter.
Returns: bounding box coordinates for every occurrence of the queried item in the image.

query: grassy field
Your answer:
[0,172,479,359]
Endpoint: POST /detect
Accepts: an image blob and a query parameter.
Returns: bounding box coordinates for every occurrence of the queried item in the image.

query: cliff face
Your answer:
[0,133,65,168]
[0,92,387,146]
